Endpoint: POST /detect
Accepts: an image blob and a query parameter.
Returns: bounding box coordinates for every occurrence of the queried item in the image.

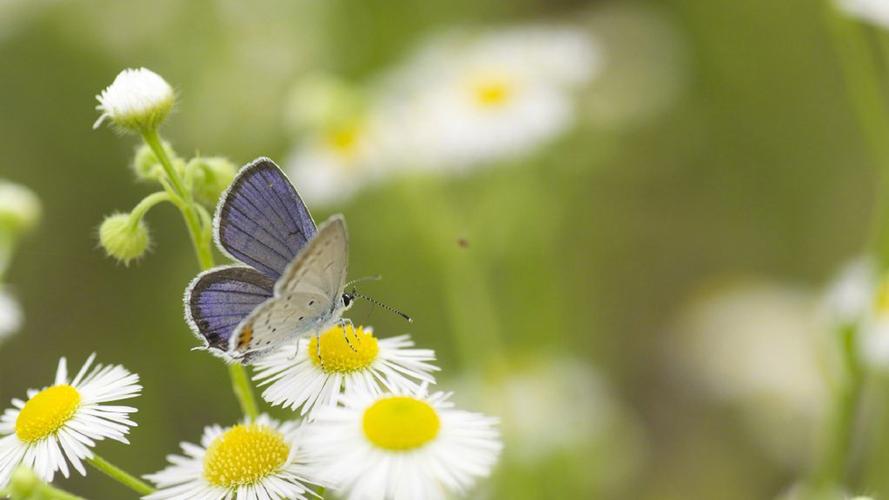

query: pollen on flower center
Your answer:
[203,424,290,488]
[15,385,81,443]
[471,77,514,108]
[309,325,379,373]
[362,396,440,451]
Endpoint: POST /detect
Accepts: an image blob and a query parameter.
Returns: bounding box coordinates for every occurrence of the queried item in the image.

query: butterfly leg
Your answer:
[287,341,300,361]
[314,332,324,369]
[340,318,358,352]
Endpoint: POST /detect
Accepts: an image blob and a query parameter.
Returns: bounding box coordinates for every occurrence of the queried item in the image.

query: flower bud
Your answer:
[0,289,22,342]
[94,67,175,133]
[0,181,41,235]
[132,142,184,182]
[188,157,237,207]
[7,465,38,498]
[284,73,363,133]
[98,213,151,266]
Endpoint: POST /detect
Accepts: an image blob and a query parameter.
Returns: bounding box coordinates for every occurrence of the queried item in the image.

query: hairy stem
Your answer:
[88,454,154,495]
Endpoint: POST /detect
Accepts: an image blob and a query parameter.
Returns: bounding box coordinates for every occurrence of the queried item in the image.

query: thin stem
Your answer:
[87,454,154,495]
[396,178,505,374]
[808,323,864,496]
[141,131,259,421]
[141,129,214,270]
[824,4,889,264]
[129,192,172,226]
[228,362,260,420]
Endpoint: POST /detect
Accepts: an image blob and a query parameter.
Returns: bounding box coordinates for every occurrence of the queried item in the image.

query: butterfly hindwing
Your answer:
[184,266,276,351]
[228,216,349,362]
[214,157,317,280]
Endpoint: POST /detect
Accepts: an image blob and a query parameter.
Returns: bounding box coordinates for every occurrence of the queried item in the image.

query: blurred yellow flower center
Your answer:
[325,123,363,158]
[309,325,379,373]
[472,78,514,108]
[362,396,440,451]
[15,385,81,443]
[876,279,889,312]
[203,424,290,488]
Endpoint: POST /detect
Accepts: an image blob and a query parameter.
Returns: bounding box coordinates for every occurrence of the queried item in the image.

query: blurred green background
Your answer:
[0,0,877,498]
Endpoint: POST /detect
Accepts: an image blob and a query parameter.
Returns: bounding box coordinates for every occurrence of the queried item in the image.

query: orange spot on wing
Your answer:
[238,324,253,349]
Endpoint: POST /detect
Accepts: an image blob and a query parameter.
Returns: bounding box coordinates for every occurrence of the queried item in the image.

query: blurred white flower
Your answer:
[0,181,41,235]
[670,279,828,465]
[254,325,438,418]
[145,414,319,500]
[0,354,141,486]
[387,25,600,171]
[0,290,22,341]
[453,355,640,464]
[302,387,501,500]
[838,0,889,29]
[448,355,646,495]
[94,67,174,133]
[285,25,600,205]
[286,113,400,205]
[822,256,878,329]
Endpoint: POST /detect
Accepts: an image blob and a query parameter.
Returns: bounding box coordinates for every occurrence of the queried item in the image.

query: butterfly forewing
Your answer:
[227,216,350,362]
[185,266,276,351]
[215,158,317,280]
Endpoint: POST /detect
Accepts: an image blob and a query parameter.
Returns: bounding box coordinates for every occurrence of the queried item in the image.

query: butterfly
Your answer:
[184,157,355,363]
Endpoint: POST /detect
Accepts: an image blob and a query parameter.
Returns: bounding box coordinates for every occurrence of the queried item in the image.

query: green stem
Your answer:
[228,362,260,420]
[87,454,154,495]
[141,129,259,419]
[129,192,172,227]
[141,129,214,270]
[824,3,889,264]
[396,178,505,374]
[811,323,864,495]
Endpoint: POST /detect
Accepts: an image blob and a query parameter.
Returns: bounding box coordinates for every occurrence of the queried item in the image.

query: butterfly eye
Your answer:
[342,294,353,308]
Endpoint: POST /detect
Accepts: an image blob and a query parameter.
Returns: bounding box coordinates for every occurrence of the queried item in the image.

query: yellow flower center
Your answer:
[471,77,514,108]
[309,325,379,373]
[203,424,290,488]
[15,385,81,443]
[362,396,440,451]
[325,122,363,159]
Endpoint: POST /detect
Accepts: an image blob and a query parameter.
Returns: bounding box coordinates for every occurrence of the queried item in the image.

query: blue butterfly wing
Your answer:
[215,157,317,280]
[185,266,276,351]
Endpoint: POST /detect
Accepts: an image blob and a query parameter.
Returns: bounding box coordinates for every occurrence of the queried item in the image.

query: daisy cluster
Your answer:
[286,24,601,205]
[146,323,502,500]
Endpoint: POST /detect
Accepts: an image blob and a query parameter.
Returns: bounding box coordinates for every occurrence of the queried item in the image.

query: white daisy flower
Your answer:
[838,0,889,29]
[144,414,320,500]
[0,289,22,342]
[254,325,438,418]
[94,67,175,132]
[302,387,501,500]
[0,354,141,486]
[385,25,600,170]
[286,115,399,206]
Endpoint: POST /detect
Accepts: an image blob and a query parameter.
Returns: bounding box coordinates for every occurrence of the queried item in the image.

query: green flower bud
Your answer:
[132,142,185,182]
[8,465,39,498]
[98,213,150,266]
[0,181,41,235]
[284,73,364,132]
[93,68,175,133]
[188,157,237,207]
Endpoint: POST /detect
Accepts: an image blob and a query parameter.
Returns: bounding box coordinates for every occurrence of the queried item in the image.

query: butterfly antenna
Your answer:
[346,275,383,288]
[350,288,413,323]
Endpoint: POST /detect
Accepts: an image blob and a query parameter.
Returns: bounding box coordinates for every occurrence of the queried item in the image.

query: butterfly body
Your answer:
[184,158,353,363]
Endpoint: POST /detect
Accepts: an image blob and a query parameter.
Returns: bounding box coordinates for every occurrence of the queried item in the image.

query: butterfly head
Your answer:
[341,292,355,311]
